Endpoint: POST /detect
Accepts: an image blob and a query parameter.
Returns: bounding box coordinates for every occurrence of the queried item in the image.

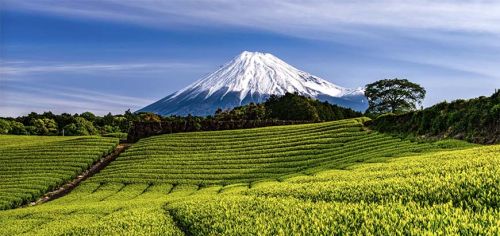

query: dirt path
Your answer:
[29,143,131,206]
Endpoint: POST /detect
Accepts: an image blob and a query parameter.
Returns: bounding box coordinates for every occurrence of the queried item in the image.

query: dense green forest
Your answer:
[368,90,500,144]
[0,93,360,137]
[0,110,135,137]
[2,85,497,144]
[215,92,361,121]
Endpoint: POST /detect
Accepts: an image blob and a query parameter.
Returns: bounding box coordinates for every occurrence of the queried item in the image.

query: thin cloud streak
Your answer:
[2,1,499,117]
[7,84,154,107]
[0,83,154,116]
[4,1,500,36]
[1,92,128,117]
[0,61,203,76]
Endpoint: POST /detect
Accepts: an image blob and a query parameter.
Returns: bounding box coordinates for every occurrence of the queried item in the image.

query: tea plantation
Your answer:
[0,119,498,235]
[0,135,118,210]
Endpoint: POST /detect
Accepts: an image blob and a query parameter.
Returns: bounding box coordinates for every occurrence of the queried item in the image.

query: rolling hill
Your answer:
[0,136,118,210]
[1,118,497,235]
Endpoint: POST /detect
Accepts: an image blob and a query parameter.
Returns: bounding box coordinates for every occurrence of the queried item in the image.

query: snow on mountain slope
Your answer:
[138,51,367,116]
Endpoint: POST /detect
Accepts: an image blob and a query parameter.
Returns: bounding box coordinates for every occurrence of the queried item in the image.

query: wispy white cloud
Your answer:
[2,0,499,116]
[7,84,153,107]
[4,0,500,37]
[4,1,500,80]
[0,61,202,76]
[0,59,212,116]
[0,83,154,117]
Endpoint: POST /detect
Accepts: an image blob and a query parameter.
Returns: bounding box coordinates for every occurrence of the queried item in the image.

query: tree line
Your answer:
[4,77,495,144]
[127,93,362,141]
[0,110,136,137]
[0,92,361,137]
[214,92,361,122]
[367,89,500,144]
[362,78,499,144]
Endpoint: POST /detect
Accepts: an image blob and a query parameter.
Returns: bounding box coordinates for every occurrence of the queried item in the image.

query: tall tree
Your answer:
[32,118,58,135]
[80,111,96,122]
[365,78,426,114]
[63,117,98,136]
[265,93,320,121]
[0,119,11,134]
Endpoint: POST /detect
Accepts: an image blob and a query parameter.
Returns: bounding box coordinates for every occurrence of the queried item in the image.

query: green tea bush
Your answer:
[0,135,118,210]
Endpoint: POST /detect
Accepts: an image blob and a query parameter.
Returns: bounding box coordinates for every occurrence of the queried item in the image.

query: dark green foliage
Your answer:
[95,110,135,134]
[63,117,99,136]
[365,78,426,114]
[8,121,26,135]
[1,94,360,137]
[102,125,121,134]
[4,111,132,136]
[369,90,500,144]
[138,112,162,122]
[2,110,171,137]
[264,92,360,121]
[213,93,360,122]
[127,93,363,141]
[0,119,10,134]
[265,93,320,121]
[215,103,267,121]
[80,111,96,122]
[53,113,76,129]
[25,126,38,135]
[32,118,58,135]
[0,118,33,134]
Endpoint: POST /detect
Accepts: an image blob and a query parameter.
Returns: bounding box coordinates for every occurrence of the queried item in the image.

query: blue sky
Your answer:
[1,0,499,116]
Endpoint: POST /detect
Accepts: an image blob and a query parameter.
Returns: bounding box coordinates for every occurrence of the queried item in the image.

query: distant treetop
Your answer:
[365,78,426,115]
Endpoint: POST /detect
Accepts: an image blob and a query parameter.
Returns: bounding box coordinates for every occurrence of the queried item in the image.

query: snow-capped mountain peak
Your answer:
[173,51,358,102]
[138,51,367,116]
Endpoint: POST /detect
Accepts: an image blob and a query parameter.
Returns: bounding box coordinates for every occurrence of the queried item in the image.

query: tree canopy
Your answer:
[265,93,320,121]
[368,90,499,144]
[63,117,98,136]
[365,78,426,114]
[208,93,361,122]
[0,94,361,136]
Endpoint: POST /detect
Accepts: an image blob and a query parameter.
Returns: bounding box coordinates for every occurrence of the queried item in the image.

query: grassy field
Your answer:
[0,119,498,235]
[0,135,118,210]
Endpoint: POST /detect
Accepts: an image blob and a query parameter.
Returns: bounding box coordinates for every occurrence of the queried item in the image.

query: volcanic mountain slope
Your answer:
[138,51,367,116]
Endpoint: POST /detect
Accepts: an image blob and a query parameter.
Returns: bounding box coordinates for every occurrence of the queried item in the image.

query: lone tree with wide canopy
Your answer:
[365,78,426,114]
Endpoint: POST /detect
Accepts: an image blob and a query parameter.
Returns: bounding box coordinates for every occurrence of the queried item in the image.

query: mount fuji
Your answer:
[138,51,368,116]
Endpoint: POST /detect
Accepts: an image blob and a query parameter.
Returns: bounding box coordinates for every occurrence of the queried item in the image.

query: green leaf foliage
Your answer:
[63,117,99,136]
[369,90,500,144]
[365,78,426,114]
